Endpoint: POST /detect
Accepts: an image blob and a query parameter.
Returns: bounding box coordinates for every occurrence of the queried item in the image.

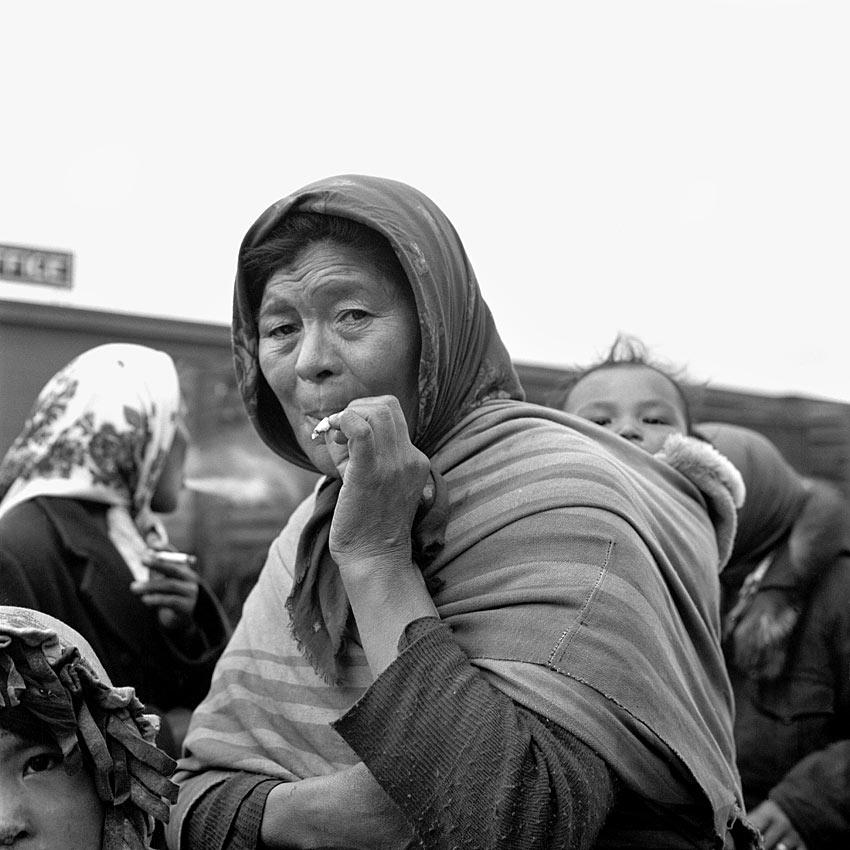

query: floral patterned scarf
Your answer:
[0,344,181,581]
[232,175,524,681]
[0,605,178,850]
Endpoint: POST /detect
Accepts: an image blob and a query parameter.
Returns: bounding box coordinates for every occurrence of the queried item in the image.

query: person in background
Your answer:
[557,335,850,849]
[0,605,178,849]
[168,176,756,849]
[0,343,230,756]
[699,422,850,850]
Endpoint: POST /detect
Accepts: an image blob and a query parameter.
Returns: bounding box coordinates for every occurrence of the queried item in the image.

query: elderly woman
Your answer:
[0,605,178,849]
[0,344,230,756]
[168,176,756,850]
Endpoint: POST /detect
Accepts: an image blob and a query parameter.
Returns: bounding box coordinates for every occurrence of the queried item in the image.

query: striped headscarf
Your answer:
[232,175,524,682]
[0,606,177,850]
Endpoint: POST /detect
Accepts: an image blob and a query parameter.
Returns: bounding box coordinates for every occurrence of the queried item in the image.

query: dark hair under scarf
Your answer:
[232,175,524,681]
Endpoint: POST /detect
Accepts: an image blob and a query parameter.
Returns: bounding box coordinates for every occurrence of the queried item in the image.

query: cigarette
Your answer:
[311,415,337,440]
[151,551,197,566]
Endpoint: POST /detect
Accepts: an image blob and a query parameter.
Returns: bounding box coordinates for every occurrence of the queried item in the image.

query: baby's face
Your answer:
[564,365,689,455]
[0,726,104,848]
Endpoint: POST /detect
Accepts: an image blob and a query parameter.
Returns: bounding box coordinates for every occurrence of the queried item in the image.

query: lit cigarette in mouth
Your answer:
[311,416,335,441]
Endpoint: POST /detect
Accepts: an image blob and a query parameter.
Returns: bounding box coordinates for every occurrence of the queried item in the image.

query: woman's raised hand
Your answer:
[322,395,430,569]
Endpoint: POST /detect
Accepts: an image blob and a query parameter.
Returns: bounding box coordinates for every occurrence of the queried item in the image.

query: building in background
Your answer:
[3,299,849,625]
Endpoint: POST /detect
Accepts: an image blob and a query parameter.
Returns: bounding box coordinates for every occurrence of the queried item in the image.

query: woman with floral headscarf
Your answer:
[0,343,229,756]
[0,605,178,849]
[168,176,757,849]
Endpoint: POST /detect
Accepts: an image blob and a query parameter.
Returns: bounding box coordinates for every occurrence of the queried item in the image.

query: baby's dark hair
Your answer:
[241,212,409,318]
[552,333,697,434]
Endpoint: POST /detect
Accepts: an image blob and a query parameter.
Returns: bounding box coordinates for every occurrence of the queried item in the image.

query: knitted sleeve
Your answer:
[333,618,616,849]
[181,774,280,850]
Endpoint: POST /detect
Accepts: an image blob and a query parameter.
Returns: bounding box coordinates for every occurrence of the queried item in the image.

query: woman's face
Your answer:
[258,239,421,477]
[564,365,689,455]
[0,728,104,848]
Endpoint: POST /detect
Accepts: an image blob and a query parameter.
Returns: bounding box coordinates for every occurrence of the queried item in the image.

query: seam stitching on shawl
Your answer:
[546,539,614,668]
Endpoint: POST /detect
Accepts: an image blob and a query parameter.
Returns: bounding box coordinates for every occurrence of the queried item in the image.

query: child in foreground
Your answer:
[0,605,178,849]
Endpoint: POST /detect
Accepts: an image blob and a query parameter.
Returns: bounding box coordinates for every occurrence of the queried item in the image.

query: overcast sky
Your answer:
[2,1,848,402]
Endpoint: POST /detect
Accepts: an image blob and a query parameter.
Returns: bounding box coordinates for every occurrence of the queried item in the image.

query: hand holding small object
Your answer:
[312,408,435,506]
[311,415,335,440]
[130,549,200,632]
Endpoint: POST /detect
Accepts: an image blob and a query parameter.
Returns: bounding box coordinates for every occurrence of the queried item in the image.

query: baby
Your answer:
[557,333,846,695]
[558,333,693,455]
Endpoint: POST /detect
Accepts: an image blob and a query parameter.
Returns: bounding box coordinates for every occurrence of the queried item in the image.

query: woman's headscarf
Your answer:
[698,421,847,678]
[0,343,182,581]
[232,175,524,680]
[0,606,178,850]
[697,422,809,582]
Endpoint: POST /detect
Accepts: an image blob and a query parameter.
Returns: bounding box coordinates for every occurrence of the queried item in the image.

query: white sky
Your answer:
[2,1,848,402]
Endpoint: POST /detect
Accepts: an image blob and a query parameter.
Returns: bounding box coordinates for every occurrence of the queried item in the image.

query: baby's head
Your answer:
[558,334,693,455]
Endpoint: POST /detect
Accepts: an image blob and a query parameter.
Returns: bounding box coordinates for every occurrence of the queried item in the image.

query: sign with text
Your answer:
[0,243,74,288]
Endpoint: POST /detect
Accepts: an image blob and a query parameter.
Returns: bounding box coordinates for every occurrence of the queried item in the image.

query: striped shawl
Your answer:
[171,400,746,844]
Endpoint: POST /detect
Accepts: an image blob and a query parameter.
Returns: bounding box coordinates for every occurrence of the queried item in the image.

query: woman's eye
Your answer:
[24,752,62,775]
[268,322,298,338]
[339,309,369,323]
[590,417,611,427]
[643,417,668,426]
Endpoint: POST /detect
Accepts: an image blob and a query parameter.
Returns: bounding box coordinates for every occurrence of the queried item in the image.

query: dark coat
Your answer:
[732,555,850,848]
[0,496,229,715]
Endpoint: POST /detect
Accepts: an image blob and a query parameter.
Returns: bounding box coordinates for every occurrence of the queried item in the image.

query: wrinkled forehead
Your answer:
[259,238,415,309]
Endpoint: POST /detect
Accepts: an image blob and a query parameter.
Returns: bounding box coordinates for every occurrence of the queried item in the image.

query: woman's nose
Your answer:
[294,324,339,382]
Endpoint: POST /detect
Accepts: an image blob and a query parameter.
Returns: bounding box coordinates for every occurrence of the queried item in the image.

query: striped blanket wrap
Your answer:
[171,399,746,842]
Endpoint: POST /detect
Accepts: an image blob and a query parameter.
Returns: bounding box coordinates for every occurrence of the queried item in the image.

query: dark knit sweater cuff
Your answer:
[183,773,279,850]
[397,615,442,650]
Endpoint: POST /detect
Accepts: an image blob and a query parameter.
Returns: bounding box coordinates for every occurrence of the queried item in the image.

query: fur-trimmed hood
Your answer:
[655,433,746,569]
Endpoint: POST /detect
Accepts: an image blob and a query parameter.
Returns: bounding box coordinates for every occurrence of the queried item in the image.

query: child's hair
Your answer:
[551,333,697,434]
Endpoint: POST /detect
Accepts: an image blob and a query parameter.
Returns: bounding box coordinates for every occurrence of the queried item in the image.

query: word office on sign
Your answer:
[0,243,74,288]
